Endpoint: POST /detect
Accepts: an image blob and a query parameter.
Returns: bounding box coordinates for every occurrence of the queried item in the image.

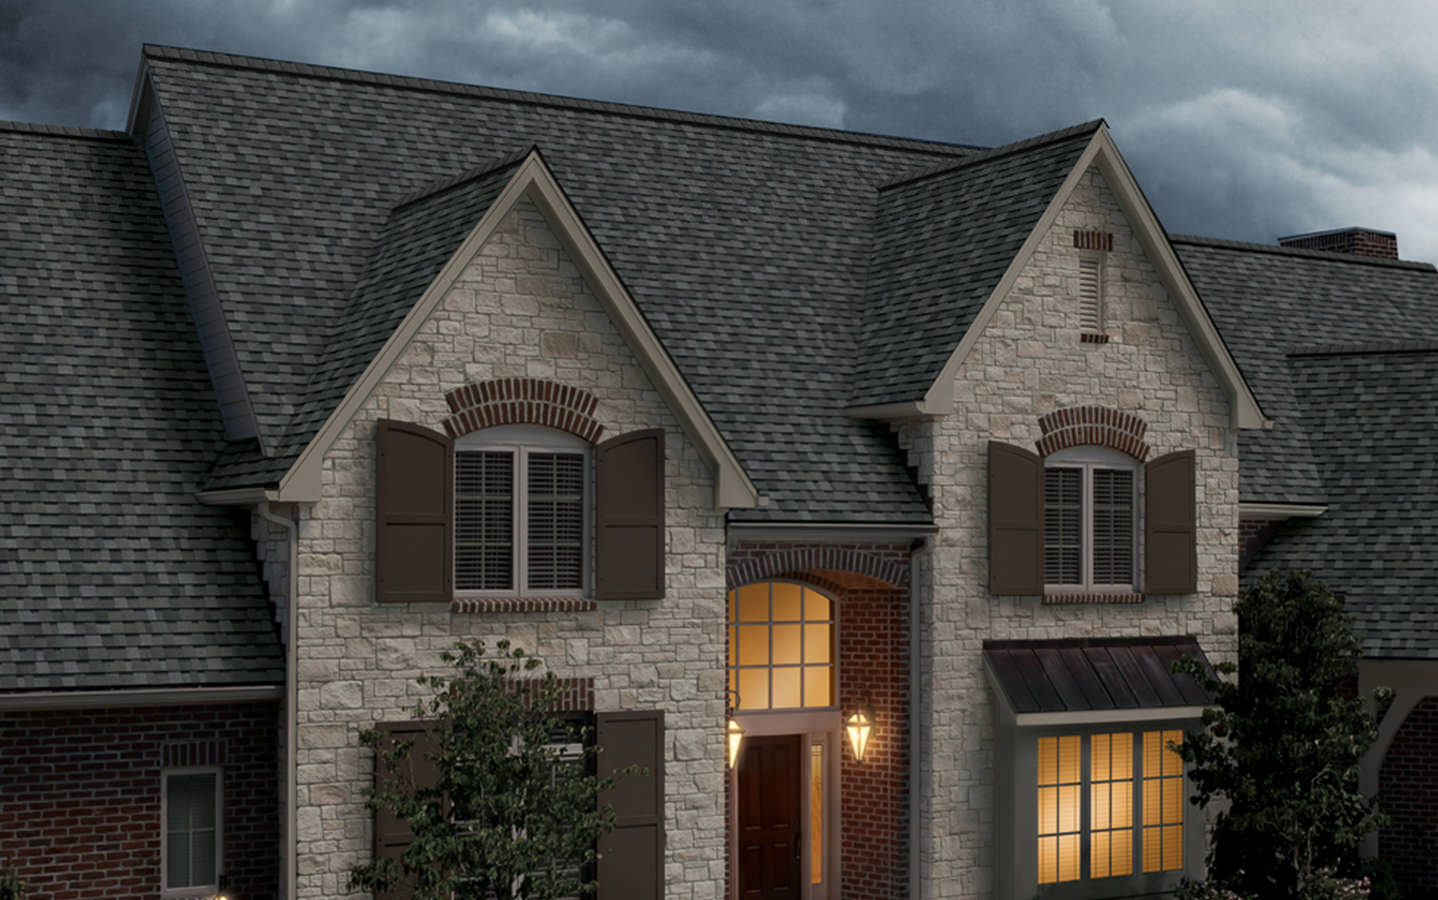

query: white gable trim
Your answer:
[885,126,1269,430]
[276,151,758,509]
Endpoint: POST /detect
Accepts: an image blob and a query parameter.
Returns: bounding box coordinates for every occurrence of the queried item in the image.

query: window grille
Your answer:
[455,451,514,590]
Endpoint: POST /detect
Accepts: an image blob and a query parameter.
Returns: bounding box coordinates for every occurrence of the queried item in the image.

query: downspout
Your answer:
[908,536,927,900]
[259,500,299,900]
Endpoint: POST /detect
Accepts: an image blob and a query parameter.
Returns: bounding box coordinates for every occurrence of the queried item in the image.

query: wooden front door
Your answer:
[738,734,803,900]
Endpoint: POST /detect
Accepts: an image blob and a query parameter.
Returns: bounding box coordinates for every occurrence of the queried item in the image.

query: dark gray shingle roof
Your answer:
[140,45,1086,523]
[0,123,284,690]
[1242,346,1438,659]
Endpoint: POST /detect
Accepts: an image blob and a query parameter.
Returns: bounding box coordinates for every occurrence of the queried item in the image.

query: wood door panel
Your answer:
[737,734,802,900]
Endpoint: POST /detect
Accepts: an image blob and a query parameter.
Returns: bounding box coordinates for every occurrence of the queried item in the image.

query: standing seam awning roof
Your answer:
[983,636,1213,716]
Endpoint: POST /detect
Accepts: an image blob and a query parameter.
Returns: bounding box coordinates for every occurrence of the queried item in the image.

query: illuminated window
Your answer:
[1035,730,1185,886]
[1037,735,1081,884]
[810,742,823,884]
[1142,730,1184,873]
[726,582,834,711]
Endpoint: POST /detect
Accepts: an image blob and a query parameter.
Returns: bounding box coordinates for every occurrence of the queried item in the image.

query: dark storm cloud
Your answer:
[4,0,1437,259]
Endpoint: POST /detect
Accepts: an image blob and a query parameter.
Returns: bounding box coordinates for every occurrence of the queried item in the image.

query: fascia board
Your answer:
[1238,502,1327,520]
[195,487,279,506]
[0,684,284,711]
[1088,131,1271,431]
[920,132,1104,415]
[277,152,758,510]
[918,126,1272,432]
[727,521,937,542]
[1012,705,1206,728]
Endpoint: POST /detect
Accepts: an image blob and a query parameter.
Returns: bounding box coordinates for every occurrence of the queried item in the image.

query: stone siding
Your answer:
[291,199,728,899]
[906,166,1241,898]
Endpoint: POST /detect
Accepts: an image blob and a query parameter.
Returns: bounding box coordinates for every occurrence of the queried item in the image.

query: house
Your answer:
[1,44,1433,900]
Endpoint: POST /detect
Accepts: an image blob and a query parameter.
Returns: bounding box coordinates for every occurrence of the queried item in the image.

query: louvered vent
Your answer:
[455,451,514,590]
[1078,255,1102,332]
[1092,468,1134,585]
[527,452,586,590]
[1044,467,1082,584]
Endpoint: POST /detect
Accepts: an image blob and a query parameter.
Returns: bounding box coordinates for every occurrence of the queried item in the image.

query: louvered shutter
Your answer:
[1044,467,1082,585]
[527,451,587,590]
[454,451,514,590]
[1092,468,1135,585]
[989,441,1044,595]
[1145,450,1197,594]
[376,420,453,604]
[372,722,441,900]
[596,429,665,601]
[596,711,664,900]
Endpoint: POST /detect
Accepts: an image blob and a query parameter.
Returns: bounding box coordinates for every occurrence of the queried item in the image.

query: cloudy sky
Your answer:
[4,0,1438,261]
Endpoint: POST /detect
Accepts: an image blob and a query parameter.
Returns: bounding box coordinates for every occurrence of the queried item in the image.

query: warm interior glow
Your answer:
[726,717,744,769]
[1037,735,1082,884]
[810,743,823,884]
[1089,732,1134,878]
[845,707,873,764]
[726,583,835,710]
[1141,730,1184,873]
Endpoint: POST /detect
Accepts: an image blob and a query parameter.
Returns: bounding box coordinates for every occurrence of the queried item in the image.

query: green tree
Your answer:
[350,639,625,900]
[1175,571,1388,898]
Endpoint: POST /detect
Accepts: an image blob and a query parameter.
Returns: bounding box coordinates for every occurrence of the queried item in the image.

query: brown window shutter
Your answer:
[988,441,1044,595]
[1145,450,1197,594]
[372,721,441,900]
[376,419,453,604]
[595,429,665,601]
[596,711,665,900]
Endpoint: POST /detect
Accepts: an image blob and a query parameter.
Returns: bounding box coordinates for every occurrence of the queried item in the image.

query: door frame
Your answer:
[729,709,842,900]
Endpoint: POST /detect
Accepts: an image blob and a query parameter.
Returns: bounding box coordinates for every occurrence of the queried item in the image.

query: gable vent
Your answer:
[1073,230,1114,252]
[1078,255,1102,332]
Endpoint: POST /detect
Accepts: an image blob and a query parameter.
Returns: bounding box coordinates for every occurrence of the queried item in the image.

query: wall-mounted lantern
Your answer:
[726,689,745,770]
[846,703,875,764]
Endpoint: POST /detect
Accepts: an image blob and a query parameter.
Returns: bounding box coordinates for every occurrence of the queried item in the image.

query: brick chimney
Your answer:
[1278,227,1398,259]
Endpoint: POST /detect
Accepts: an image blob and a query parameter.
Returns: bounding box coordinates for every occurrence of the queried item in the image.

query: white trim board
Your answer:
[274,150,758,510]
[0,684,283,711]
[1239,502,1327,520]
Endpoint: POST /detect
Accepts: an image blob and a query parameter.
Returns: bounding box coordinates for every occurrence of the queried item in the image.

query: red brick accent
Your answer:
[1379,695,1438,898]
[1238,518,1282,568]
[1073,229,1115,252]
[1080,332,1110,344]
[1036,405,1150,460]
[0,701,279,900]
[1279,228,1399,260]
[724,544,912,899]
[1042,591,1145,605]
[725,543,910,590]
[506,676,595,712]
[451,596,597,614]
[442,377,603,443]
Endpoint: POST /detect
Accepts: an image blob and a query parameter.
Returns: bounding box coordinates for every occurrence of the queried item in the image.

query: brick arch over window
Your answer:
[725,545,908,590]
[1036,405,1150,460]
[443,377,603,443]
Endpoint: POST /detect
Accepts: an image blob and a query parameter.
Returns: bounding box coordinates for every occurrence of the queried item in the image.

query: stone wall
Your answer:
[290,199,728,899]
[0,702,280,900]
[905,165,1241,899]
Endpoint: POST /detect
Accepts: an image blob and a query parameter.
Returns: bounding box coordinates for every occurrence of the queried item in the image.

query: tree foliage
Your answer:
[350,639,624,900]
[1175,571,1389,898]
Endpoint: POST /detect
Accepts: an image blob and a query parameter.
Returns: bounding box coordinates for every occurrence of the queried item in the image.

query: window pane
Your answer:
[1163,731,1184,776]
[1112,827,1133,877]
[803,589,830,620]
[738,668,768,711]
[1162,824,1183,871]
[1044,468,1082,584]
[728,626,737,667]
[1091,782,1110,830]
[1037,736,1058,787]
[1038,786,1058,835]
[772,666,801,709]
[167,832,190,886]
[455,451,513,590]
[738,626,768,667]
[1092,468,1134,585]
[804,624,831,665]
[1038,836,1058,885]
[1089,732,1136,880]
[802,665,831,708]
[1058,736,1080,785]
[1058,833,1080,882]
[737,584,769,622]
[772,625,801,665]
[191,827,216,884]
[166,773,216,889]
[1058,785,1080,833]
[810,743,823,884]
[1112,779,1133,829]
[1092,733,1110,781]
[771,582,802,621]
[1091,830,1110,878]
[527,452,585,590]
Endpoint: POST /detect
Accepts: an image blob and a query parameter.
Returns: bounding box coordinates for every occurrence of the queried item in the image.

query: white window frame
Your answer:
[1043,446,1139,593]
[160,766,223,899]
[454,424,593,598]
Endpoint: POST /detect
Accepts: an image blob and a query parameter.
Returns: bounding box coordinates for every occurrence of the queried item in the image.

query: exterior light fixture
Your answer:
[846,703,875,764]
[726,689,745,770]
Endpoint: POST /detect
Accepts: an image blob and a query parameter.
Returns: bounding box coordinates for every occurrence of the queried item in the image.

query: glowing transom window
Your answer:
[726,582,834,711]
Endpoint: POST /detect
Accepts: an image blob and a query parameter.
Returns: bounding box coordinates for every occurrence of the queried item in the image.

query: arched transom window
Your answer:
[726,581,835,711]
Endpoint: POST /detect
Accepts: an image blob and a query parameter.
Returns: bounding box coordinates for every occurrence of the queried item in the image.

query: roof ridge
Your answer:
[141,43,981,158]
[1172,233,1437,272]
[1288,339,1438,358]
[390,146,534,212]
[878,118,1104,190]
[0,119,131,141]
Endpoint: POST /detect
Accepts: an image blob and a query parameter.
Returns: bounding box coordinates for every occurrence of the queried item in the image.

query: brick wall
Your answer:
[1379,696,1438,898]
[0,701,280,900]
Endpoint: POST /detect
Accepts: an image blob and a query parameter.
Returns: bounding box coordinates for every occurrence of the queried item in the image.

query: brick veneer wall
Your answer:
[0,701,280,900]
[1379,696,1438,898]
[723,545,912,900]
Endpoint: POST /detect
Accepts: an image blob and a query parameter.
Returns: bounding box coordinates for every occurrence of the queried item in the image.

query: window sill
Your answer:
[451,595,596,614]
[1042,591,1144,605]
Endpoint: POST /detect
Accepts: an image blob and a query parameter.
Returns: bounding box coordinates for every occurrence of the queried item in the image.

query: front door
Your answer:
[738,734,802,900]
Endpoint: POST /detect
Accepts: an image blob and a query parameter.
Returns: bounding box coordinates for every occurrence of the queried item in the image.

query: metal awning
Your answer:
[983,636,1214,726]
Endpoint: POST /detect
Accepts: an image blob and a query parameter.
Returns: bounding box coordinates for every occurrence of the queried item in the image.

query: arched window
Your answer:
[726,581,835,711]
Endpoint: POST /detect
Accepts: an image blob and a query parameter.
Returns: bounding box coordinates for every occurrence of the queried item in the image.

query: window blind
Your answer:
[527,452,586,590]
[455,450,514,590]
[1092,468,1134,585]
[1044,467,1083,584]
